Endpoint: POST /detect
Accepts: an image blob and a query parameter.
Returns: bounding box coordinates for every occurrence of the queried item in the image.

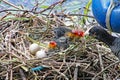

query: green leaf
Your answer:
[80,0,92,25]
[40,5,49,9]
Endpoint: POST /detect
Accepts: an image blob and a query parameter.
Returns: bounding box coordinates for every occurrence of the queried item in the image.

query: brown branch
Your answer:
[0,9,94,18]
[0,9,30,13]
[92,61,120,80]
[0,0,65,14]
[74,66,78,80]
[1,0,21,9]
[19,69,27,80]
[38,0,65,14]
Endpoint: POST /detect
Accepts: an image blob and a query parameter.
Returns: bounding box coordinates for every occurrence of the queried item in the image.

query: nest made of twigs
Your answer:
[0,12,120,80]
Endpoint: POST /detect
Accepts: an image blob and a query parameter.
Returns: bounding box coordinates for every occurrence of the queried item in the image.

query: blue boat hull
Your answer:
[92,0,120,33]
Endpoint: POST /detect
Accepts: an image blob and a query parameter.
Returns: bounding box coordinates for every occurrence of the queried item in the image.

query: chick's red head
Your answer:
[72,30,84,37]
[49,41,57,49]
[77,31,84,37]
[72,30,79,37]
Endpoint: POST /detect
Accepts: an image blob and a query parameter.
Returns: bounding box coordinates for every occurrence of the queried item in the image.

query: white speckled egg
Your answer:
[36,49,47,58]
[29,43,40,54]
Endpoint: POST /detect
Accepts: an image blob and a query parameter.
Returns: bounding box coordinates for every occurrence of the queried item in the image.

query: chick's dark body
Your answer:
[53,27,71,39]
[53,36,69,50]
[89,26,120,59]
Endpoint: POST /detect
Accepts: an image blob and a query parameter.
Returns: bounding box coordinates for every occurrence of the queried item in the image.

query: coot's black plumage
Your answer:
[89,26,120,59]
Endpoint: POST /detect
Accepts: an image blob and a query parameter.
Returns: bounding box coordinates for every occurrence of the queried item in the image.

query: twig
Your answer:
[1,0,21,9]
[0,9,30,13]
[19,69,27,80]
[92,61,120,80]
[38,0,65,14]
[63,56,77,79]
[114,74,120,80]
[51,65,69,80]
[0,9,94,18]
[49,62,69,80]
[9,53,13,80]
[43,13,94,18]
[11,46,30,59]
[97,45,107,80]
[74,66,78,80]
[5,72,9,80]
[0,12,11,20]
[0,0,66,14]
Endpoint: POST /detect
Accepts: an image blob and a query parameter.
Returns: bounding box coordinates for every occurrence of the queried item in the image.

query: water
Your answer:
[0,0,89,14]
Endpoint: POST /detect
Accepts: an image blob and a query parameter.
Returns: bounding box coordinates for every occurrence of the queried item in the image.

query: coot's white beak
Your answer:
[84,26,94,36]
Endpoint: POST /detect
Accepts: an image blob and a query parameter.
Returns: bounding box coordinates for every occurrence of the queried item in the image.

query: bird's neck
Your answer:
[100,34,116,46]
